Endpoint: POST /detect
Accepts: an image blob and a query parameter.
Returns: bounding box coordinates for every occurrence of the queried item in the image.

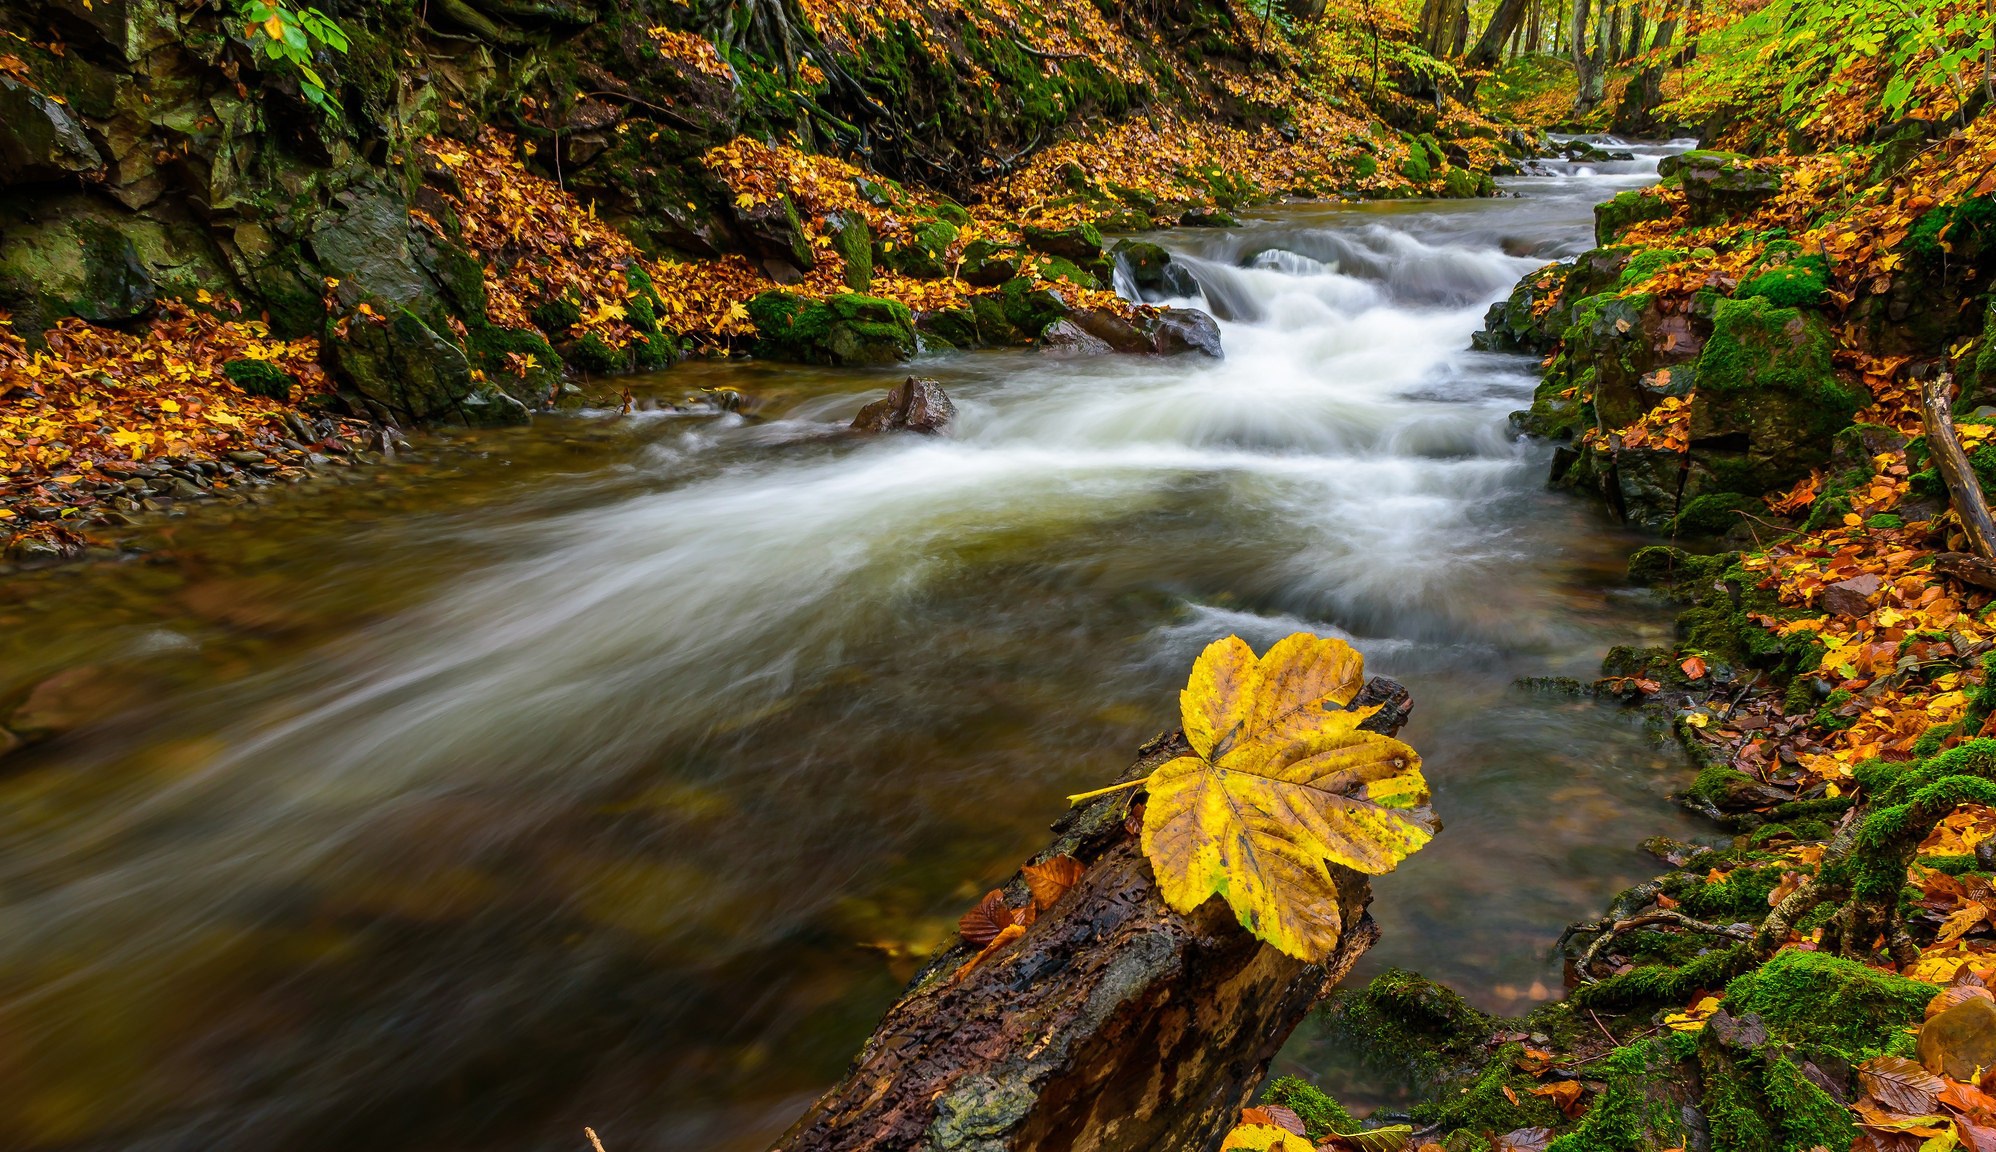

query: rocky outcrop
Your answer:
[1042,306,1224,358]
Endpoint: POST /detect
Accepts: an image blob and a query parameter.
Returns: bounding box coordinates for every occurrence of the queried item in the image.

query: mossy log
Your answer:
[771,678,1413,1152]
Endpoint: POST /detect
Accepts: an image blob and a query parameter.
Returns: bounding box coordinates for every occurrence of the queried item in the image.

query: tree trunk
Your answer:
[771,681,1413,1152]
[1674,0,1701,65]
[1622,3,1645,63]
[1611,3,1676,134]
[1468,0,1533,69]
[1570,0,1598,114]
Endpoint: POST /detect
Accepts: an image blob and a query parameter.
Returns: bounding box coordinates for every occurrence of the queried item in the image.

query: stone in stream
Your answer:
[850,377,957,435]
[1041,306,1224,358]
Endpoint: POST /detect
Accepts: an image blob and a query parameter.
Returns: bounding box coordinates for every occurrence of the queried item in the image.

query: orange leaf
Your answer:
[958,890,1013,946]
[1680,656,1707,680]
[1023,855,1084,911]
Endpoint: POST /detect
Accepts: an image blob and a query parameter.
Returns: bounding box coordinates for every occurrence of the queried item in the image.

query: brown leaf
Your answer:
[1940,1077,1996,1123]
[1241,1107,1276,1127]
[1261,1105,1306,1136]
[958,890,1012,946]
[950,922,1026,983]
[1529,1079,1585,1117]
[1930,986,1996,1020]
[1490,1128,1552,1152]
[1501,1085,1520,1106]
[1681,655,1708,680]
[1023,855,1084,911]
[1860,1055,1946,1116]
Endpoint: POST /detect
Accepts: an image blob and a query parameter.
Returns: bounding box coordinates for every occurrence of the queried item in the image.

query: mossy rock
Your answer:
[828,210,873,292]
[1723,948,1933,1053]
[222,358,296,403]
[1737,252,1830,309]
[1323,969,1494,1088]
[879,219,958,280]
[1595,187,1674,247]
[1439,167,1494,199]
[746,291,916,365]
[1689,296,1864,495]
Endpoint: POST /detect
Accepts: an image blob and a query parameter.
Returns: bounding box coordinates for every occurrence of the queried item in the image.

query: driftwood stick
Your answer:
[1922,373,1996,561]
[771,678,1414,1152]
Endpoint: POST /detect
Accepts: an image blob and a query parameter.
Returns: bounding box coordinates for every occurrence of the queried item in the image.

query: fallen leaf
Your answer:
[1141,634,1435,962]
[958,890,1013,946]
[1861,1055,1946,1116]
[1530,1079,1585,1117]
[1023,855,1084,911]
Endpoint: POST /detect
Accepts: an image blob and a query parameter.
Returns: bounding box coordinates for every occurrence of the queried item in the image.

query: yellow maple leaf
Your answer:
[1135,634,1435,962]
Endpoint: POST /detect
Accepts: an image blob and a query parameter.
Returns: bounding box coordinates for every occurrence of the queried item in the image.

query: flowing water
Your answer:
[0,140,1705,1150]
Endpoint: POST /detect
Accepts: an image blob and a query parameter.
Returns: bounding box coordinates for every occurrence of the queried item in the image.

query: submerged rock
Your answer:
[850,376,956,435]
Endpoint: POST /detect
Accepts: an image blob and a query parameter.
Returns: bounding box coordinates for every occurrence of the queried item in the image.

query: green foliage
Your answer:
[238,0,349,117]
[222,358,295,402]
[1261,1077,1358,1141]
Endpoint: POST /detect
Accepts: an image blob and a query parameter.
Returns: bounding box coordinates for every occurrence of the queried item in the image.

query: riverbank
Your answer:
[0,0,1523,562]
[1239,59,1996,1152]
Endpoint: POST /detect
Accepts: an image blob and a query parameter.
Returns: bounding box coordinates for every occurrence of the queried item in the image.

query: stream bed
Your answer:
[0,141,1708,1151]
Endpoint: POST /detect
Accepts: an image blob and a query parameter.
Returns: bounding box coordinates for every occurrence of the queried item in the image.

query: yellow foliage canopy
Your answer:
[1140,633,1436,962]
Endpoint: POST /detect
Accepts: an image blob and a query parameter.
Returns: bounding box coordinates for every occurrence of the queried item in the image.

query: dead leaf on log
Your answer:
[1023,855,1084,911]
[1239,1106,1307,1136]
[958,890,1013,946]
[1859,1055,1946,1115]
[1140,634,1435,962]
[950,922,1026,984]
[1322,1124,1413,1151]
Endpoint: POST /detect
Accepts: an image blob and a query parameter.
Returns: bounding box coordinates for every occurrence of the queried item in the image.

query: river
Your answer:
[0,140,1705,1150]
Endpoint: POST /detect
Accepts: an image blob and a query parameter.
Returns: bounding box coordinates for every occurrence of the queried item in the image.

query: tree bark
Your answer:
[1923,374,1996,561]
[772,680,1413,1152]
[1611,2,1676,134]
[1468,0,1533,69]
[1570,0,1598,114]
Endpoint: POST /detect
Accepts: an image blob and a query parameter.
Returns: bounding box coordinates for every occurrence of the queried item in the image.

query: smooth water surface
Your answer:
[0,139,1705,1149]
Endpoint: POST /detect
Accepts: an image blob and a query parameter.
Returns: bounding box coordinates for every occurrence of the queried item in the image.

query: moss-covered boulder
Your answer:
[222,358,296,402]
[1595,186,1676,247]
[878,219,959,280]
[0,74,103,186]
[0,213,157,325]
[747,291,916,365]
[826,210,872,292]
[1655,150,1784,225]
[1737,244,1830,309]
[1689,295,1864,494]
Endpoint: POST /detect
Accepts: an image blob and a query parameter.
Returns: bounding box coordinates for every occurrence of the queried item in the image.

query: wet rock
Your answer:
[1689,296,1862,494]
[1039,318,1116,356]
[0,214,157,323]
[733,194,816,281]
[1113,239,1174,294]
[850,376,956,435]
[8,664,142,741]
[1920,995,1996,1080]
[0,75,104,185]
[1047,307,1224,358]
[747,291,916,365]
[330,305,483,424]
[1180,207,1240,227]
[1147,307,1224,357]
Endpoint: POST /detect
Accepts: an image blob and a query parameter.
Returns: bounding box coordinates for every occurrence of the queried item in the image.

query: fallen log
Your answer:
[772,678,1414,1152]
[1922,373,1996,562]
